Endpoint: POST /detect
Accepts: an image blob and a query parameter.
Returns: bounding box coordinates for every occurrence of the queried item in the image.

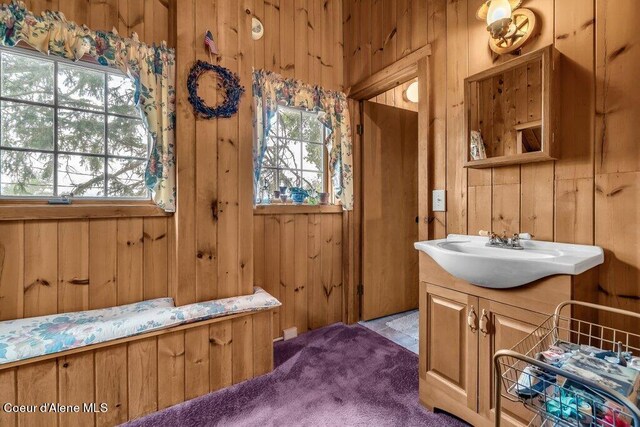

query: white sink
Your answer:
[414,234,604,288]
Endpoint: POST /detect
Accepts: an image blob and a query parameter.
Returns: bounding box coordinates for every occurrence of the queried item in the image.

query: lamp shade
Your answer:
[486,0,512,25]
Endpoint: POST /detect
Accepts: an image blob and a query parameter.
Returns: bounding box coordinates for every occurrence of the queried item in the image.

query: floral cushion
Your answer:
[0,288,280,365]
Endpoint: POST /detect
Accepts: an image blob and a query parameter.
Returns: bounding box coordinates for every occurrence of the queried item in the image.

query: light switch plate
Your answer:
[433,189,446,212]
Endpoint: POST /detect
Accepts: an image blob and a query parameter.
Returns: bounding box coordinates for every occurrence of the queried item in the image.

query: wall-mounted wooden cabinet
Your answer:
[463,45,560,169]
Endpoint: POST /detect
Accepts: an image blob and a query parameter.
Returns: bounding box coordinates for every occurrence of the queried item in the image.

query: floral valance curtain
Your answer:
[252,69,353,210]
[0,1,176,211]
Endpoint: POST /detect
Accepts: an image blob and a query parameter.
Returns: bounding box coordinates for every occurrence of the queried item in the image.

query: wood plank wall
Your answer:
[176,0,344,307]
[0,311,272,427]
[254,213,343,338]
[345,0,640,332]
[0,1,172,322]
[0,1,346,319]
[246,1,345,335]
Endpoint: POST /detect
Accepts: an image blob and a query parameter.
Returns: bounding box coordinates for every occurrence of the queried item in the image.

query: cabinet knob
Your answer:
[479,309,490,337]
[467,306,478,333]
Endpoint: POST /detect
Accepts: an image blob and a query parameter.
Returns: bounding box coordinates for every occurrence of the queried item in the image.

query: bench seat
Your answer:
[0,287,280,365]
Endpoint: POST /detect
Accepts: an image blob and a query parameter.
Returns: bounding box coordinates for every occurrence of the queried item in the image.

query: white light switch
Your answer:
[433,189,446,212]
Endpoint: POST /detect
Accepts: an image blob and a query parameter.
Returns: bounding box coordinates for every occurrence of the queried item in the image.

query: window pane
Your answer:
[58,63,105,111]
[301,114,322,142]
[303,142,323,172]
[278,108,300,139]
[107,158,146,197]
[1,101,54,150]
[58,109,105,154]
[259,168,277,193]
[262,137,277,167]
[302,171,323,194]
[1,52,54,104]
[277,139,301,169]
[108,116,147,157]
[0,150,54,196]
[108,74,138,116]
[279,169,300,189]
[57,154,104,196]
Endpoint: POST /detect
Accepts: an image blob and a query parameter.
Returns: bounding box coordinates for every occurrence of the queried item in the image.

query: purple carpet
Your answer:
[124,323,466,427]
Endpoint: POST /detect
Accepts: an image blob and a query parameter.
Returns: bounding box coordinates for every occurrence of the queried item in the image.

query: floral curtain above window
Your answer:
[0,1,176,211]
[253,69,353,210]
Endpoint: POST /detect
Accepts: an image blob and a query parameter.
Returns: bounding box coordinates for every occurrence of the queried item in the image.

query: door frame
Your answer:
[342,44,432,323]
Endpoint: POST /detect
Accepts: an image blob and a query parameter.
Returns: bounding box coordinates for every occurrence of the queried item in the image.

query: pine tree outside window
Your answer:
[0,47,150,200]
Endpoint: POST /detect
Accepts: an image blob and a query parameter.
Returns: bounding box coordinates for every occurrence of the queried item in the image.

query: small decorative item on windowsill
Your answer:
[289,187,309,205]
[318,192,330,205]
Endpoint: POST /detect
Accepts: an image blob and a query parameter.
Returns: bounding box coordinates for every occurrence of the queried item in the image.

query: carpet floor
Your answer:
[124,323,466,427]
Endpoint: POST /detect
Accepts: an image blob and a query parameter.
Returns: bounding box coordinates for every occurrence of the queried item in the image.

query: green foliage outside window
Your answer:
[0,48,149,199]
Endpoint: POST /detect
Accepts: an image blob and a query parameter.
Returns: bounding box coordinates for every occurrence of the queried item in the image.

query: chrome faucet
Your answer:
[480,230,532,250]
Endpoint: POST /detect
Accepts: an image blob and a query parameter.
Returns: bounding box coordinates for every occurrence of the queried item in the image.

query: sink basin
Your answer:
[414,234,604,288]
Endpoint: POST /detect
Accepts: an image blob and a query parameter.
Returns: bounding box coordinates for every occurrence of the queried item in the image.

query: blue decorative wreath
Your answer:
[187,60,244,119]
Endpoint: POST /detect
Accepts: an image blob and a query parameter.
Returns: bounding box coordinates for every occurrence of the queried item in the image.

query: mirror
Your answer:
[464,45,559,168]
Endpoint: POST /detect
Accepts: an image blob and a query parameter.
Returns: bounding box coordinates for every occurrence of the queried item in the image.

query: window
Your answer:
[0,47,150,199]
[260,105,326,195]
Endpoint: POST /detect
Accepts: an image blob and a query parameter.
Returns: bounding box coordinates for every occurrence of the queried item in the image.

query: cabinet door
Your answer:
[478,300,548,426]
[424,284,479,414]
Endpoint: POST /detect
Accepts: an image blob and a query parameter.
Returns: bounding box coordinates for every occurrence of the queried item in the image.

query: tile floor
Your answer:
[359,309,419,354]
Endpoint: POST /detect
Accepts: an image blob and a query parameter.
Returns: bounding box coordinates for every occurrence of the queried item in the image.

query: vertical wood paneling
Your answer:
[143,217,168,300]
[254,213,343,337]
[127,337,157,419]
[95,345,128,427]
[194,0,218,303]
[0,222,24,321]
[232,316,253,384]
[89,219,118,309]
[24,221,57,317]
[117,218,144,305]
[157,331,185,409]
[17,360,57,427]
[58,353,95,427]
[293,215,309,333]
[58,220,89,313]
[252,310,273,376]
[185,326,210,399]
[209,320,233,391]
[216,0,240,299]
[174,0,197,306]
[0,369,17,427]
[238,0,255,296]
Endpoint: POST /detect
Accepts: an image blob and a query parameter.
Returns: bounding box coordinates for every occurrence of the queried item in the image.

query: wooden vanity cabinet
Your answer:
[418,256,599,427]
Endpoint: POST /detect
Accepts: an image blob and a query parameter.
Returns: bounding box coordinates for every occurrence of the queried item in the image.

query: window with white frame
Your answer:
[260,105,326,195]
[0,47,150,199]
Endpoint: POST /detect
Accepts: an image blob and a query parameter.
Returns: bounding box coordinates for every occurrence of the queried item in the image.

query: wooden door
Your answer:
[362,101,419,320]
[478,299,548,426]
[423,284,479,415]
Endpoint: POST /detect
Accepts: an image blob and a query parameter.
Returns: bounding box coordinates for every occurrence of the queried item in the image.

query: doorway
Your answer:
[361,96,419,321]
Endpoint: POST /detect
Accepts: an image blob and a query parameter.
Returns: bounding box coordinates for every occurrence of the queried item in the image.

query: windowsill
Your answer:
[0,200,171,221]
[254,204,343,215]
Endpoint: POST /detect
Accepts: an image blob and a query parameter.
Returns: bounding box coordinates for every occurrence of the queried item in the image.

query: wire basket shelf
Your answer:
[494,301,640,427]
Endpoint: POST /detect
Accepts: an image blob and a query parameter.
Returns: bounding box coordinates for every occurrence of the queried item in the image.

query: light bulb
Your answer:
[404,81,419,103]
[486,0,512,26]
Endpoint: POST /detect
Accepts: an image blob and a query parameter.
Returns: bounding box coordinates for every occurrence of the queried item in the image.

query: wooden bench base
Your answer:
[0,310,274,426]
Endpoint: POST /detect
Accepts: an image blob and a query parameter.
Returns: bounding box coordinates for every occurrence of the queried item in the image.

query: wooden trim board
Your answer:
[346,44,432,100]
